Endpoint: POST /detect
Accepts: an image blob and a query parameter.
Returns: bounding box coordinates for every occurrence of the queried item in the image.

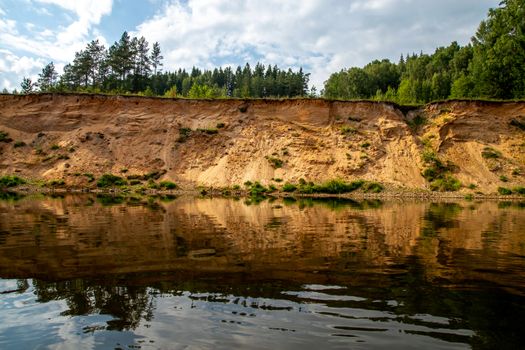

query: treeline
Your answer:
[323,0,525,103]
[21,32,310,98]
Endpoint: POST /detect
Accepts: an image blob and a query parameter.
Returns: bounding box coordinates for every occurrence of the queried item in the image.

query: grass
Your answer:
[282,182,297,192]
[96,174,127,188]
[48,179,65,187]
[513,186,525,195]
[363,182,384,193]
[14,141,26,148]
[500,175,509,182]
[50,144,60,150]
[361,142,371,148]
[407,115,426,130]
[421,149,461,192]
[216,122,226,128]
[481,147,501,159]
[83,173,95,182]
[0,175,26,188]
[429,175,461,192]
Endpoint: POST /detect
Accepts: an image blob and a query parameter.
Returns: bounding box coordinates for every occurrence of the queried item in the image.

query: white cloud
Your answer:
[136,0,499,88]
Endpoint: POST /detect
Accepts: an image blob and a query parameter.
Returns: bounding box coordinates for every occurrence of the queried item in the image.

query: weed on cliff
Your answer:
[340,125,356,135]
[177,127,192,143]
[14,141,26,148]
[498,187,513,195]
[0,131,12,143]
[481,147,501,159]
[159,181,177,190]
[267,156,284,168]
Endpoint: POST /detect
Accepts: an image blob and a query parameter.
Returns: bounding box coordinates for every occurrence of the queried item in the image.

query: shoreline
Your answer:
[4,186,525,202]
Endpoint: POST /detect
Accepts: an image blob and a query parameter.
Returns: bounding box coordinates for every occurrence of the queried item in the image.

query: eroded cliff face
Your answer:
[0,94,524,192]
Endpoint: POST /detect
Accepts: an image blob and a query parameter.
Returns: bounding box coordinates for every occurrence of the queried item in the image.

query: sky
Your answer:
[0,0,500,92]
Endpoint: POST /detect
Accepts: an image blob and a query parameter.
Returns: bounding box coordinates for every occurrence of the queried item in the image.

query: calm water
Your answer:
[0,194,524,349]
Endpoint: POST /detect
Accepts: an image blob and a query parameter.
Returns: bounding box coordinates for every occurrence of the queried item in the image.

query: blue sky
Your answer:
[0,0,500,91]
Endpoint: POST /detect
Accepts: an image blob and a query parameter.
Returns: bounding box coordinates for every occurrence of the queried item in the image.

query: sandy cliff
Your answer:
[0,93,524,193]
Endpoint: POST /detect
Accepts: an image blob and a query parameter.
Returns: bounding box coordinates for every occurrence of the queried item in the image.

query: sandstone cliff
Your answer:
[0,94,524,193]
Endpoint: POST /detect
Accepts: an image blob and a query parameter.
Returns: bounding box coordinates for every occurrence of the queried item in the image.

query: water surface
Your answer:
[0,195,524,349]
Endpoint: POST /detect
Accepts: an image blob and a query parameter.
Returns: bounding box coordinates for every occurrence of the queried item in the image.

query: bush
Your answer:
[430,175,461,192]
[83,173,95,182]
[14,141,26,148]
[97,174,127,188]
[481,147,501,159]
[49,179,65,187]
[500,175,508,182]
[247,182,268,196]
[316,179,364,194]
[498,187,512,195]
[129,179,141,185]
[0,131,11,142]
[216,122,226,128]
[513,186,525,195]
[50,144,60,150]
[198,128,218,135]
[282,183,297,192]
[0,175,26,188]
[267,156,283,168]
[363,182,384,193]
[177,127,192,143]
[340,126,356,135]
[159,181,177,190]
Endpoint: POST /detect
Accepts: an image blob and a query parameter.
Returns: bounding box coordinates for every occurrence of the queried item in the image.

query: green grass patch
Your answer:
[363,182,384,193]
[177,127,192,143]
[14,141,26,148]
[197,128,219,135]
[50,144,60,150]
[513,186,525,195]
[429,175,461,192]
[282,182,297,192]
[340,125,356,135]
[0,131,12,143]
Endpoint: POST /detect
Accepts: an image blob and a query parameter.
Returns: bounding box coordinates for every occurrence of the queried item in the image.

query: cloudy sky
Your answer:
[0,0,500,91]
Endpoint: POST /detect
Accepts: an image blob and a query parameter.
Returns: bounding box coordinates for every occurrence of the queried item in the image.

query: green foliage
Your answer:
[323,1,525,102]
[50,144,60,150]
[96,174,127,188]
[363,182,384,193]
[48,179,65,187]
[159,181,177,190]
[246,182,269,196]
[429,175,461,192]
[267,156,283,168]
[361,142,371,148]
[177,127,192,143]
[197,128,218,135]
[513,186,525,195]
[481,147,502,159]
[340,126,356,135]
[163,86,177,98]
[14,141,26,148]
[314,179,365,194]
[500,175,509,182]
[0,175,26,188]
[83,173,95,182]
[407,115,426,129]
[0,131,11,142]
[216,122,226,129]
[282,183,297,192]
[498,187,513,195]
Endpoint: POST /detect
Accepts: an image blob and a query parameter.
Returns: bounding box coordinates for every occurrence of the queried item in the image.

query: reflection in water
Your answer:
[0,195,524,349]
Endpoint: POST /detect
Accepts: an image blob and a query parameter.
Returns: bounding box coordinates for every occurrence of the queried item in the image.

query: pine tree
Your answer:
[151,42,163,75]
[37,62,58,92]
[20,77,34,94]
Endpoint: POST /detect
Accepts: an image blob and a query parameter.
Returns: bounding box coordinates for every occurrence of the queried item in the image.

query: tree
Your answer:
[37,62,58,91]
[21,77,34,94]
[151,42,163,75]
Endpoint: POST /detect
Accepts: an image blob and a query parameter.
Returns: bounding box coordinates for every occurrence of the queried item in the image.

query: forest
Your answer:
[19,32,310,99]
[18,0,524,103]
[324,0,525,103]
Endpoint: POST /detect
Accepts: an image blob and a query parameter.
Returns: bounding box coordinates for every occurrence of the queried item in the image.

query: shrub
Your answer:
[468,183,477,190]
[244,180,253,187]
[232,184,241,190]
[316,179,364,194]
[340,126,356,135]
[198,128,218,135]
[129,179,141,185]
[50,144,60,150]
[97,174,127,188]
[0,131,11,142]
[512,168,521,176]
[177,127,192,143]
[481,147,501,159]
[272,178,283,183]
[159,181,177,190]
[0,175,26,188]
[248,182,268,196]
[407,115,426,129]
[267,156,283,168]
[83,173,95,182]
[430,175,461,192]
[216,122,226,128]
[57,154,69,160]
[510,118,525,131]
[14,141,26,148]
[361,142,371,148]
[512,186,525,195]
[498,187,512,195]
[500,175,508,182]
[282,183,297,192]
[49,179,65,187]
[363,182,384,193]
